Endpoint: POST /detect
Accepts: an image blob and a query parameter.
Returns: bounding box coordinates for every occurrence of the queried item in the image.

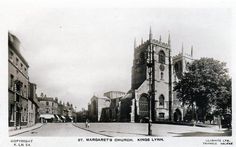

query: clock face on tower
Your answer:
[160,64,165,71]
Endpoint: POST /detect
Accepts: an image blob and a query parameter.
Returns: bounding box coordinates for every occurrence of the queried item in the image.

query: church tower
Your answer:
[172,44,194,122]
[130,28,172,122]
[119,27,197,123]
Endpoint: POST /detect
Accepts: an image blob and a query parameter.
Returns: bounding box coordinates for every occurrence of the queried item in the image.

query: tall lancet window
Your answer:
[159,50,165,64]
[159,94,165,106]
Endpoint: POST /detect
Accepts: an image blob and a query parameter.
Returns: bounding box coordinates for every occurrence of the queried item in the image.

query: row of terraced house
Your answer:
[8,32,76,130]
[37,93,76,123]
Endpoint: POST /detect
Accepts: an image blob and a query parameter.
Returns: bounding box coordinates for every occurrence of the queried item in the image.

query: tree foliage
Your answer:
[174,58,231,119]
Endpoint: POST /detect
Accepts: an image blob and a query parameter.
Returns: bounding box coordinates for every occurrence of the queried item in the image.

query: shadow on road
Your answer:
[99,130,149,136]
[168,130,232,137]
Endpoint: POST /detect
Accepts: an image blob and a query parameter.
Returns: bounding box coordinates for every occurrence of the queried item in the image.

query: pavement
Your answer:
[9,123,44,137]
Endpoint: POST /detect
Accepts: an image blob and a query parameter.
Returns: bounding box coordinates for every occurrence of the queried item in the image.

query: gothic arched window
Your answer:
[139,94,149,117]
[174,63,179,72]
[159,94,165,106]
[159,50,165,64]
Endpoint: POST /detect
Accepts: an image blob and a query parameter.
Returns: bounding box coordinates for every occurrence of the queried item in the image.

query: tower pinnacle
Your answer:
[168,32,171,47]
[149,26,153,41]
[191,45,193,57]
[182,43,184,55]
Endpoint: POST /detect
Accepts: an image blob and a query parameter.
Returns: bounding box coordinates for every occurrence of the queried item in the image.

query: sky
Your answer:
[5,8,232,111]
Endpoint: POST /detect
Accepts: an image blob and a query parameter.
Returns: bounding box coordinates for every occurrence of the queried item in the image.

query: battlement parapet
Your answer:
[134,38,171,50]
[135,40,149,50]
[152,39,170,48]
[173,53,183,60]
[173,52,194,61]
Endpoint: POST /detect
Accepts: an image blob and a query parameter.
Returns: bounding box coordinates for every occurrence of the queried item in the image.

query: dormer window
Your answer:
[20,63,23,70]
[9,51,13,60]
[16,58,19,66]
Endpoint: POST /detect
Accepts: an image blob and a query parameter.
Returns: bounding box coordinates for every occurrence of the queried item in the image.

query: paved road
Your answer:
[74,123,232,137]
[17,123,105,137]
[16,122,231,137]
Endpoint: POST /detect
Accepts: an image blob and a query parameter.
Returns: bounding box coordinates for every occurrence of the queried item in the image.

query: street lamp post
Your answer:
[147,61,153,136]
[148,90,152,135]
[147,43,154,136]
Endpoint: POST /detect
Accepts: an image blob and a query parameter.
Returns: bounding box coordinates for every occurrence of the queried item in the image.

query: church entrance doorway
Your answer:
[174,108,182,122]
[139,94,149,122]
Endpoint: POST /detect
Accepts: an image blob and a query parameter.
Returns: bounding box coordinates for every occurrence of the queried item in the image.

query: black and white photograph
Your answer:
[0,1,235,147]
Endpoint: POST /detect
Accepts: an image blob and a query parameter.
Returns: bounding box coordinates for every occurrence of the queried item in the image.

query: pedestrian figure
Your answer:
[85,119,90,128]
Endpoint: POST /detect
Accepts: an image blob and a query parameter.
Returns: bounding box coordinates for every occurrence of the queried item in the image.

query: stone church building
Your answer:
[119,28,194,122]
